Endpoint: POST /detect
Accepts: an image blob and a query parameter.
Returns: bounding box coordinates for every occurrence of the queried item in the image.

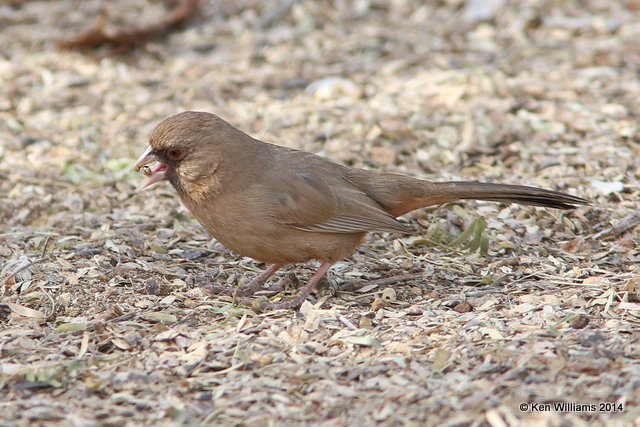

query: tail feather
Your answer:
[444,181,588,210]
[348,170,588,217]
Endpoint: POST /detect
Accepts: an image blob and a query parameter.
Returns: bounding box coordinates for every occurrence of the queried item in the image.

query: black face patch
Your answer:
[155,151,180,169]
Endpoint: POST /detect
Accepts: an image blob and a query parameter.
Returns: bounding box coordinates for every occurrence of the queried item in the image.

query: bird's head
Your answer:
[133,111,243,200]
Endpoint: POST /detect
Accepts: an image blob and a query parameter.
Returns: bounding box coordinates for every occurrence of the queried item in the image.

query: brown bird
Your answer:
[134,111,587,310]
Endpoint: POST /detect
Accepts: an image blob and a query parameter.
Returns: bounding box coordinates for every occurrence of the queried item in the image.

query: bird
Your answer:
[133,111,587,310]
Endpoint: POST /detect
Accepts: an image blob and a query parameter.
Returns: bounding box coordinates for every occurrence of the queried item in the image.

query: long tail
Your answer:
[348,170,588,217]
[437,181,587,208]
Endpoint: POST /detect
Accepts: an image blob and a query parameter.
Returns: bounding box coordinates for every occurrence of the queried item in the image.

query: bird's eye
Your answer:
[167,148,183,160]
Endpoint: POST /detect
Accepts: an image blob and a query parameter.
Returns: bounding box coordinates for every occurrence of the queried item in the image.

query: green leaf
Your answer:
[64,162,83,184]
[142,312,178,324]
[448,218,478,247]
[432,348,451,372]
[104,158,133,172]
[480,234,489,255]
[48,379,63,388]
[56,323,87,333]
[149,244,168,254]
[341,336,381,348]
[448,216,489,255]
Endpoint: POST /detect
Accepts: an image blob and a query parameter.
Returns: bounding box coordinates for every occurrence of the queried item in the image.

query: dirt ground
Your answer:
[1,1,639,426]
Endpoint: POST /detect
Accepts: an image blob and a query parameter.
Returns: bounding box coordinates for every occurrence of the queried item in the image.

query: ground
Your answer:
[1,0,639,426]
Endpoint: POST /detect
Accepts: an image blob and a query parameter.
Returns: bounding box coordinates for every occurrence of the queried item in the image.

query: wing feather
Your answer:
[262,153,408,234]
[290,214,410,234]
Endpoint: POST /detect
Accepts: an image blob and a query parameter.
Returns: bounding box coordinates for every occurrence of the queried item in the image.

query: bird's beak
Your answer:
[132,146,167,189]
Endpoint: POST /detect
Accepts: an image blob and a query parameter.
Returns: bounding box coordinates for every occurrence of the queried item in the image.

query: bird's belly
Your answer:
[181,193,365,264]
[212,223,365,264]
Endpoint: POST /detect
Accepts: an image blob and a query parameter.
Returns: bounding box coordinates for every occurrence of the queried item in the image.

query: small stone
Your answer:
[570,314,589,329]
[381,287,397,302]
[453,302,473,313]
[359,316,373,329]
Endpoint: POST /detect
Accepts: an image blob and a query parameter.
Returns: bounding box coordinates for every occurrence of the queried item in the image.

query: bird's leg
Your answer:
[259,262,332,311]
[235,263,284,297]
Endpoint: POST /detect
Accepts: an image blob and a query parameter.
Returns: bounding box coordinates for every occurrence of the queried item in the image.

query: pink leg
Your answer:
[259,262,333,311]
[236,263,284,296]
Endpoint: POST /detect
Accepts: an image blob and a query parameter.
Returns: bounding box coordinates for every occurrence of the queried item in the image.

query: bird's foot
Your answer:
[205,263,332,312]
[256,291,310,311]
[235,263,284,296]
[202,282,236,296]
[254,272,299,295]
[254,262,332,311]
[203,263,284,298]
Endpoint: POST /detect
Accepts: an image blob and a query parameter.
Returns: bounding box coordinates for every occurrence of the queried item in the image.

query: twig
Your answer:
[58,0,200,54]
[40,236,51,258]
[339,273,428,292]
[592,212,640,240]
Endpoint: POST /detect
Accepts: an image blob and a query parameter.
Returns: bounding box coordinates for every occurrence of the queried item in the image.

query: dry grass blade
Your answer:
[0,255,42,289]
